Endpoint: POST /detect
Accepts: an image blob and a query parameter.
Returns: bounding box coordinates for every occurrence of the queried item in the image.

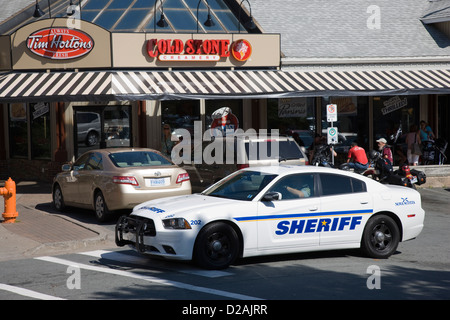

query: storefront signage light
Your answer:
[27,28,94,60]
[147,38,252,62]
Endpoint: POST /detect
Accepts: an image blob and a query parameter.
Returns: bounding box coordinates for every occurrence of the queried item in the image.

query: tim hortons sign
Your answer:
[27,28,94,60]
[147,38,252,62]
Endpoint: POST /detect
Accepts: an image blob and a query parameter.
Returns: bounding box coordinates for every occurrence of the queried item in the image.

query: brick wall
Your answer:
[0,159,64,182]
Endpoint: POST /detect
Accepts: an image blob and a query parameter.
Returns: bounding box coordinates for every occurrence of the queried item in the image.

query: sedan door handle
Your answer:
[309,206,318,211]
[360,201,369,204]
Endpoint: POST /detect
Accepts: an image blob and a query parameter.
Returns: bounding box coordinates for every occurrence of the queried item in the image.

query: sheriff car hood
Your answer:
[130,194,238,219]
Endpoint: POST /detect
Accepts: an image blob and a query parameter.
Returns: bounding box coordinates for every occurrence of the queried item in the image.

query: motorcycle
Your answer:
[363,150,426,188]
[311,143,334,167]
[395,163,426,188]
[422,138,448,165]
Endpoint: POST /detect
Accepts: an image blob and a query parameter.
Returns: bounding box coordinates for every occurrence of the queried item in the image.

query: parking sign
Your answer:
[327,104,337,122]
[327,127,338,144]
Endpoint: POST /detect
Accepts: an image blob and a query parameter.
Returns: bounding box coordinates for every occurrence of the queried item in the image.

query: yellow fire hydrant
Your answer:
[1,178,18,223]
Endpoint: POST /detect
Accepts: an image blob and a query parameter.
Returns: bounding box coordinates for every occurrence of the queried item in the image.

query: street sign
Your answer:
[327,104,337,122]
[327,127,338,144]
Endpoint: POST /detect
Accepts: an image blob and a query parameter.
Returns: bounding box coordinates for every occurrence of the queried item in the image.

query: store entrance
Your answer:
[74,105,132,158]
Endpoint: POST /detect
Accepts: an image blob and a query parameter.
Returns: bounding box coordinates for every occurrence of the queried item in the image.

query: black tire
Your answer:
[86,131,99,146]
[53,184,65,212]
[94,191,110,222]
[361,214,400,259]
[193,222,240,270]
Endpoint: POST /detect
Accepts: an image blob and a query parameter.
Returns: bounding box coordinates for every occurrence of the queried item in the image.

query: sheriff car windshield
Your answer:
[202,170,277,201]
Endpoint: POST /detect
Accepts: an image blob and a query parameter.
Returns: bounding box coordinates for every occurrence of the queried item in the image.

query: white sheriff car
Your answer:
[115,166,425,269]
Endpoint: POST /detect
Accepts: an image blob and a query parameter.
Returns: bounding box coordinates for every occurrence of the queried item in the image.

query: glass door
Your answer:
[74,105,132,158]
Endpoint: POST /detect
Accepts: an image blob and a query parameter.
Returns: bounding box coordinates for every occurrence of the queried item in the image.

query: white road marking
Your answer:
[79,249,233,278]
[0,283,65,300]
[35,256,263,300]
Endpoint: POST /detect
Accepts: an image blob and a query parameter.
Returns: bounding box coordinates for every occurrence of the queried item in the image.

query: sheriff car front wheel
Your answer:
[194,222,239,270]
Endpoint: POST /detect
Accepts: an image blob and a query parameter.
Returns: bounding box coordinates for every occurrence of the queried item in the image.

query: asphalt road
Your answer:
[0,188,449,305]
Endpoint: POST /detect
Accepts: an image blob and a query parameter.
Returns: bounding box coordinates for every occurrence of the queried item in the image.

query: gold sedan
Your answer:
[52,148,192,221]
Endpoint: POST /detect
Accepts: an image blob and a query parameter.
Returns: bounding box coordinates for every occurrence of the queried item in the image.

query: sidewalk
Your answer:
[0,181,115,262]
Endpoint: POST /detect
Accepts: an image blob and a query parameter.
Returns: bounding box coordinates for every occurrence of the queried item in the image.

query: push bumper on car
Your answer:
[115,215,157,253]
[115,215,194,260]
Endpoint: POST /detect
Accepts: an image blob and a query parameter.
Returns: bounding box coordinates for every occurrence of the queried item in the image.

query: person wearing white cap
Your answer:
[376,137,393,164]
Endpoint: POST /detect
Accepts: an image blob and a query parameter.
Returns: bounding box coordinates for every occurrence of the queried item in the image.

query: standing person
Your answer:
[376,137,393,164]
[405,124,421,166]
[161,124,179,159]
[419,120,435,143]
[346,142,369,173]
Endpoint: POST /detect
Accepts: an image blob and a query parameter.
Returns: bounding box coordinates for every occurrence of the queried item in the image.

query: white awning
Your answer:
[1,68,450,102]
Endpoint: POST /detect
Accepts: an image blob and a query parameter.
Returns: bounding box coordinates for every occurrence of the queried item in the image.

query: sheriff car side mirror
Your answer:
[262,191,282,201]
[61,164,72,172]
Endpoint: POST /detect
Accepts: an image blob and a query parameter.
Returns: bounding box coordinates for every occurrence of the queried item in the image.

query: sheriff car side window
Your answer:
[268,174,315,200]
[319,173,366,196]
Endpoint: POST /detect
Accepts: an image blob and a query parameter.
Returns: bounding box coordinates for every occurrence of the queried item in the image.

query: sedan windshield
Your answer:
[203,171,277,201]
[109,151,173,168]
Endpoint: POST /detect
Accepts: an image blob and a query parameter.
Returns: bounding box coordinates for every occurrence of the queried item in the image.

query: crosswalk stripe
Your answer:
[35,256,263,300]
[0,283,65,300]
[78,250,233,278]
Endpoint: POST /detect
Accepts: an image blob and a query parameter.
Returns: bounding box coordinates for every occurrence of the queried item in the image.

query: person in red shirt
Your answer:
[347,142,369,173]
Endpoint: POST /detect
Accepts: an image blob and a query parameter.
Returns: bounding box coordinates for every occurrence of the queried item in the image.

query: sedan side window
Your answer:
[319,173,366,196]
[73,153,90,171]
[86,153,103,170]
[268,174,315,200]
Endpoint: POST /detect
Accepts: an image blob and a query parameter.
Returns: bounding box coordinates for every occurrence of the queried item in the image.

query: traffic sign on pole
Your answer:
[327,104,337,122]
[327,127,338,145]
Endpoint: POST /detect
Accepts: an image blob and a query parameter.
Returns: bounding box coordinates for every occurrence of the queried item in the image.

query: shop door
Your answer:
[74,106,131,158]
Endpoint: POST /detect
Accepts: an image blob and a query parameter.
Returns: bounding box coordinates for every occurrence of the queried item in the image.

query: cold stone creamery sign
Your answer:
[27,28,94,60]
[147,38,252,62]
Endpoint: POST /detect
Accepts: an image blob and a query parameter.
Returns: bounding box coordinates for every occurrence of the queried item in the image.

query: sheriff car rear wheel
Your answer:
[194,222,239,270]
[362,214,400,259]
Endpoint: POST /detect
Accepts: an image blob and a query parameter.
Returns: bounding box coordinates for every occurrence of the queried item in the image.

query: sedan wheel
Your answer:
[194,222,239,270]
[94,191,110,222]
[53,185,65,211]
[362,214,400,259]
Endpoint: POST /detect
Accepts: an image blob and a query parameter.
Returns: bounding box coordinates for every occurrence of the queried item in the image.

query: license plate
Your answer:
[145,177,170,187]
[411,176,418,184]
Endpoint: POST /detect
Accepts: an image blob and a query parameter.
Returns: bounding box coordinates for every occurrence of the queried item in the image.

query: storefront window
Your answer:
[9,103,28,158]
[205,99,243,135]
[30,102,51,159]
[321,97,369,164]
[373,95,419,165]
[8,103,51,159]
[267,97,316,148]
[161,100,201,138]
[74,105,131,158]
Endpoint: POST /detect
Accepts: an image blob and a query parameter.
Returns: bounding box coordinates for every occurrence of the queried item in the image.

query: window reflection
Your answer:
[74,106,132,158]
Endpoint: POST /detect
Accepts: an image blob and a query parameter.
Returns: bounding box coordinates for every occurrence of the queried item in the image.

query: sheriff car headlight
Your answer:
[162,218,191,230]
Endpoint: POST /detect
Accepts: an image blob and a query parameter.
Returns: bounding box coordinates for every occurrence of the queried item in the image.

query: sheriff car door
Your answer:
[318,173,373,246]
[257,173,320,252]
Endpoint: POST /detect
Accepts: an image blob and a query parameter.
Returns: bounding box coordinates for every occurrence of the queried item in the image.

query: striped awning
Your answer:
[1,68,450,102]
